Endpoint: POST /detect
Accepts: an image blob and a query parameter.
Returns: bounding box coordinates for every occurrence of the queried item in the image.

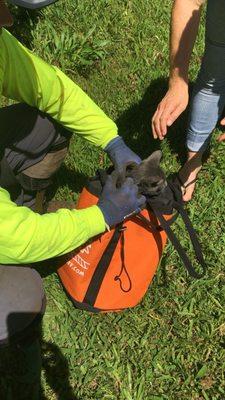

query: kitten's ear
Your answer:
[143,150,162,167]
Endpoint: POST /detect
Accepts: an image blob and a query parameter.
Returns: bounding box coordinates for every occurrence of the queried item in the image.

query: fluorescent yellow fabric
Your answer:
[0,29,118,147]
[0,28,117,264]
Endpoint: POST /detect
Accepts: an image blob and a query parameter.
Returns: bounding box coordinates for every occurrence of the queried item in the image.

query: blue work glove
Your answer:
[104,136,141,172]
[97,171,146,227]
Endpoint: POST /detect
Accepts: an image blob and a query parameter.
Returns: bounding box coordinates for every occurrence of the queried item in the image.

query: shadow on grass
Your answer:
[0,314,79,400]
[41,340,79,400]
[8,6,41,49]
[116,77,190,164]
[48,164,89,201]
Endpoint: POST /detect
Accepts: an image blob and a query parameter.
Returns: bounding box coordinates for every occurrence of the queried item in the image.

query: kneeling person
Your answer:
[0,0,145,392]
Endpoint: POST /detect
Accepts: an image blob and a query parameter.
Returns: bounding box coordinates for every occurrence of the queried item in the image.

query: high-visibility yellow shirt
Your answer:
[0,28,118,264]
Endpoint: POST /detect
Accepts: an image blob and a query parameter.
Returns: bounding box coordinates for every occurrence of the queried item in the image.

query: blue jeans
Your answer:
[187,41,225,152]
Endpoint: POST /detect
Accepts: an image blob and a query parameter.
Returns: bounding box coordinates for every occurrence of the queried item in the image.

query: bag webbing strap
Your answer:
[133,211,179,232]
[83,227,122,306]
[151,203,207,278]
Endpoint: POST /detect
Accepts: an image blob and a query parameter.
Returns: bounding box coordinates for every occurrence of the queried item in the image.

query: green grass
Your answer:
[2,0,225,399]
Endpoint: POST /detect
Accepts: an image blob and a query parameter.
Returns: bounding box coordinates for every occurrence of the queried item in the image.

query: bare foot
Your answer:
[178,151,203,202]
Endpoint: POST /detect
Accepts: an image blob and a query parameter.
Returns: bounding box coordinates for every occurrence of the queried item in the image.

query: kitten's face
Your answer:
[126,150,166,197]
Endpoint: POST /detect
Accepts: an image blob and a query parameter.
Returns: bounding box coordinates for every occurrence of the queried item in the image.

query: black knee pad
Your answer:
[0,102,71,201]
[0,266,46,348]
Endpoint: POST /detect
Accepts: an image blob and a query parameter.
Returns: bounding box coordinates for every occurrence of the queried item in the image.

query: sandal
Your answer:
[176,174,197,200]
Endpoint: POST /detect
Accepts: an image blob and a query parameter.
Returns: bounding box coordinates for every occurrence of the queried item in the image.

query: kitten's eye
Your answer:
[151,181,159,187]
[150,178,164,187]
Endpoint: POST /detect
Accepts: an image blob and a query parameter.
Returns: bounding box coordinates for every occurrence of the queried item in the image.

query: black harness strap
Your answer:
[86,169,207,282]
[150,201,207,279]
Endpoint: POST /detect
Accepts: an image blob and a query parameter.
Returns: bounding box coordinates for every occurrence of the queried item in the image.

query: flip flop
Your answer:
[176,174,197,200]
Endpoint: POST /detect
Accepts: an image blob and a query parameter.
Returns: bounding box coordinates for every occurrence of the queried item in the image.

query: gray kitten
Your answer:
[126,150,167,197]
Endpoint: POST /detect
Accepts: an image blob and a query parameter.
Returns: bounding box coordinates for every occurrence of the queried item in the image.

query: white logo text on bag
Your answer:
[67,244,92,276]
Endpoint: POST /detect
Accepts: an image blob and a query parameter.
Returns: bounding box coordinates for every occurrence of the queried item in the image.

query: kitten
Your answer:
[126,150,167,197]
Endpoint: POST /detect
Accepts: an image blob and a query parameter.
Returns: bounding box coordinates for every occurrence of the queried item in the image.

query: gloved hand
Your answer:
[97,171,146,227]
[104,136,141,173]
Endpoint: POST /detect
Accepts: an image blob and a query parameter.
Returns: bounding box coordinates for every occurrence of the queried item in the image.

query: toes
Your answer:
[182,184,195,202]
[182,193,192,202]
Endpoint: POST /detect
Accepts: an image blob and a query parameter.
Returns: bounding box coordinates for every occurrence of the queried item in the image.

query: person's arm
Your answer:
[152,0,206,140]
[0,171,145,264]
[0,28,141,167]
[0,28,118,149]
[0,187,106,264]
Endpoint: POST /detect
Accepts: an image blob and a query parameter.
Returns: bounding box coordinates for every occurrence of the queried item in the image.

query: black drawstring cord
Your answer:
[114,227,132,293]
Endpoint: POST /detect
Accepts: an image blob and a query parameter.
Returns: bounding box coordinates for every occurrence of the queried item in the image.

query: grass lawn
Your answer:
[2,0,225,399]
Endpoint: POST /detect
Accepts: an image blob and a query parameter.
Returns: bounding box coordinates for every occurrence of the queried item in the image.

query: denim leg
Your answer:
[186,41,225,152]
[186,85,225,152]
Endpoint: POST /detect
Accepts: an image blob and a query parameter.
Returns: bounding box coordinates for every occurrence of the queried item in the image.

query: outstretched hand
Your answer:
[151,83,189,140]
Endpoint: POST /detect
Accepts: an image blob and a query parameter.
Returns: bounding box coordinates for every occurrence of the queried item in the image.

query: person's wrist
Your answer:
[97,201,114,227]
[169,75,189,91]
[97,205,111,231]
[104,136,124,153]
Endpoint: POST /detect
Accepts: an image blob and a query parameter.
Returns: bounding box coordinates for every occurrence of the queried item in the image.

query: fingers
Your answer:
[217,133,225,142]
[220,117,225,126]
[122,177,139,194]
[109,175,144,207]
[137,194,146,208]
[108,174,138,195]
[122,179,145,208]
[152,87,189,140]
[217,118,225,142]
[167,105,184,127]
[152,102,176,140]
[152,108,164,140]
[104,174,115,191]
[110,170,124,186]
[108,174,138,191]
[123,177,134,186]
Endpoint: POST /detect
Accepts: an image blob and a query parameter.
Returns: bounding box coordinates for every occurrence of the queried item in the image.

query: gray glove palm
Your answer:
[97,171,146,227]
